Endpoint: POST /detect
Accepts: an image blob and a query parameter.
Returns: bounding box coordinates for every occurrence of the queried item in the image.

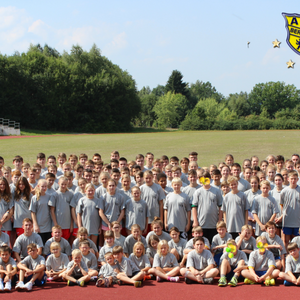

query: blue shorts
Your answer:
[283,227,299,236]
[214,252,222,267]
[226,267,243,280]
[255,270,267,277]
[26,272,47,286]
[274,256,281,261]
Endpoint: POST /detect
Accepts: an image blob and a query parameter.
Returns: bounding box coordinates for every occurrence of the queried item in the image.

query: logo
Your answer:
[282,12,300,55]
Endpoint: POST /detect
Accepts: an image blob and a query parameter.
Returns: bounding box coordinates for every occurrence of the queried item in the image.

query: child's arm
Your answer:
[287,271,297,284]
[258,266,275,282]
[77,213,83,229]
[99,209,111,229]
[31,212,40,233]
[164,210,168,231]
[141,266,151,272]
[253,213,265,232]
[223,211,226,224]
[0,208,13,225]
[143,217,148,236]
[17,262,33,275]
[281,255,285,271]
[159,200,164,222]
[199,264,214,277]
[192,207,199,227]
[268,213,276,222]
[79,264,88,276]
[71,207,78,227]
[218,207,222,221]
[65,263,76,276]
[50,207,58,226]
[185,211,191,233]
[244,210,248,225]
[33,264,46,274]
[188,266,199,276]
[236,232,245,250]
[117,209,125,224]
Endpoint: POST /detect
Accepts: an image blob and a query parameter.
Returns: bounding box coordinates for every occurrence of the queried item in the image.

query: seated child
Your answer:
[72,227,98,258]
[235,225,257,258]
[45,242,69,281]
[96,252,119,287]
[149,240,180,282]
[218,239,248,287]
[79,240,98,278]
[0,245,17,291]
[129,241,151,279]
[211,221,232,266]
[168,227,187,267]
[279,242,300,286]
[62,249,90,287]
[261,221,286,270]
[16,243,47,291]
[99,231,118,266]
[123,224,147,257]
[111,221,125,248]
[146,234,159,265]
[113,246,144,287]
[180,237,219,284]
[241,236,280,286]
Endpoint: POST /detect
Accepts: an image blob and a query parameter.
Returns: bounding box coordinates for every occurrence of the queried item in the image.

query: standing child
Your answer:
[0,245,17,291]
[221,181,230,198]
[221,165,230,183]
[281,169,289,187]
[266,165,276,189]
[231,163,251,192]
[157,173,173,198]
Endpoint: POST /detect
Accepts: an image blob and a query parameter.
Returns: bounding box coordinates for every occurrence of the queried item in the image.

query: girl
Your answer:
[134,171,144,188]
[244,176,261,233]
[252,166,261,177]
[29,179,52,244]
[251,156,259,168]
[257,171,266,182]
[129,241,151,279]
[123,224,147,257]
[280,168,289,187]
[266,155,276,166]
[241,159,251,179]
[168,227,187,267]
[148,240,180,282]
[225,154,234,167]
[0,177,14,236]
[260,160,269,173]
[146,217,171,244]
[77,183,101,245]
[266,165,276,189]
[220,165,230,183]
[95,172,110,198]
[243,167,252,182]
[2,167,12,184]
[13,177,32,237]
[146,234,159,265]
[120,174,132,199]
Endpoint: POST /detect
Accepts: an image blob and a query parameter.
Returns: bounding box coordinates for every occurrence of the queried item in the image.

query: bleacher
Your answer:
[0,118,20,135]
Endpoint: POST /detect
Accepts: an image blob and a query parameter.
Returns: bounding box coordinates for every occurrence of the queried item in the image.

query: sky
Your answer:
[1,0,300,97]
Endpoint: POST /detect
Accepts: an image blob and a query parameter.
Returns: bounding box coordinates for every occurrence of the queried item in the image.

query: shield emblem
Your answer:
[282,12,300,55]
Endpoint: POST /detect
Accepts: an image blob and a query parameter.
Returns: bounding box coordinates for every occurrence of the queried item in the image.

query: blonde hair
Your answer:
[171,177,182,185]
[72,249,82,257]
[35,179,47,201]
[256,236,267,243]
[241,224,252,231]
[216,220,227,229]
[133,241,145,256]
[227,176,238,184]
[50,242,61,249]
[157,240,169,257]
[260,180,270,187]
[85,183,95,191]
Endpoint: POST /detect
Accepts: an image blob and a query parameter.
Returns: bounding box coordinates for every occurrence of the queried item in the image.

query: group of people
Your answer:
[0,151,300,291]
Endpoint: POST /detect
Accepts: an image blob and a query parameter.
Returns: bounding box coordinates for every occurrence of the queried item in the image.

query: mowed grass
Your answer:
[1,130,300,167]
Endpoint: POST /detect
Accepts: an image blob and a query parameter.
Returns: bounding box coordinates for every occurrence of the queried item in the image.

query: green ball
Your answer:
[228,253,234,259]
[225,247,231,252]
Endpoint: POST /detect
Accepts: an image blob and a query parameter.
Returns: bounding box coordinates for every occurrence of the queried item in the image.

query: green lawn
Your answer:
[1,130,300,167]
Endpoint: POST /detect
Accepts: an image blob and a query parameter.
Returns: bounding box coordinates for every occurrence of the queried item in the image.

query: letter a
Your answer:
[291,17,299,25]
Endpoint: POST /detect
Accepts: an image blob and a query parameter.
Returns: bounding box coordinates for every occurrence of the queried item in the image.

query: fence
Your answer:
[0,118,20,135]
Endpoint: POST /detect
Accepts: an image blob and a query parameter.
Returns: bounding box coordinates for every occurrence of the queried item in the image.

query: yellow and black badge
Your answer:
[282,12,300,55]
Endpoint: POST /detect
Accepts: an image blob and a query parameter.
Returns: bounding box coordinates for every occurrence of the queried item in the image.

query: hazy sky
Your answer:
[1,1,299,97]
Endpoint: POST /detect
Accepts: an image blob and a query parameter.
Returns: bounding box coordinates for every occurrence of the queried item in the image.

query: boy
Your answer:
[79,240,98,277]
[72,227,98,257]
[241,236,280,285]
[110,159,119,170]
[221,181,230,198]
[45,173,57,195]
[180,157,190,182]
[85,160,95,170]
[0,245,17,291]
[170,166,188,186]
[192,171,223,242]
[119,157,127,169]
[21,163,31,178]
[96,252,119,287]
[231,163,251,192]
[211,169,222,190]
[32,163,45,181]
[235,225,257,257]
[43,225,72,257]
[92,153,102,163]
[221,176,250,239]
[65,171,76,192]
[164,178,191,239]
[279,171,300,248]
[144,152,154,170]
[261,221,286,270]
[57,153,67,173]
[279,242,300,286]
[110,151,120,161]
[275,155,285,174]
[170,156,179,167]
[78,153,88,166]
[13,218,44,262]
[62,249,90,286]
[157,173,173,197]
[28,167,37,190]
[136,154,145,172]
[111,168,122,189]
[188,152,198,163]
[16,243,47,291]
[113,245,144,287]
[111,221,126,248]
[211,221,233,266]
[99,231,118,266]
[73,164,84,186]
[92,170,101,189]
[45,242,69,281]
[12,155,23,172]
[218,239,248,287]
[180,237,219,284]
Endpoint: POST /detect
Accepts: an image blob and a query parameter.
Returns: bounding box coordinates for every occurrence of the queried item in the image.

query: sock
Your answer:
[234,274,239,279]
[167,276,171,281]
[221,274,225,278]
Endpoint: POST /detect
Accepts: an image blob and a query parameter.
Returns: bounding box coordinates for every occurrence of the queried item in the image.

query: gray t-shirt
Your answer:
[186,249,215,270]
[235,236,257,251]
[0,256,17,268]
[292,236,300,249]
[286,254,300,273]
[164,192,191,232]
[66,260,88,276]
[116,256,140,276]
[261,232,287,257]
[95,186,107,198]
[238,178,251,192]
[192,186,223,229]
[146,246,157,259]
[153,252,179,268]
[114,235,126,248]
[220,250,248,267]
[270,188,283,218]
[0,197,14,231]
[21,255,45,270]
[146,231,171,244]
[222,191,250,233]
[129,253,151,269]
[248,249,276,271]
[185,237,210,250]
[82,252,98,270]
[244,189,262,208]
[13,194,32,228]
[123,234,147,255]
[168,239,187,258]
[70,191,84,229]
[182,185,201,221]
[211,233,232,254]
[46,253,69,271]
[99,243,118,262]
[43,237,72,256]
[0,232,10,246]
[125,198,150,231]
[98,263,118,278]
[13,233,44,258]
[72,238,98,254]
[140,183,165,223]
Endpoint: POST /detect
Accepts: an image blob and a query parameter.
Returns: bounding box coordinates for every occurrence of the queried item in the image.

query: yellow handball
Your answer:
[199,177,210,186]
[228,253,234,259]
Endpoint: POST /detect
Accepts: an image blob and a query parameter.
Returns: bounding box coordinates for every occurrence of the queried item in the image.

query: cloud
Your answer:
[28,19,50,38]
[103,32,128,55]
[261,48,280,65]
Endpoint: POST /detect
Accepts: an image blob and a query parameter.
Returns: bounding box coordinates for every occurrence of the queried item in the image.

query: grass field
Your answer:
[1,130,300,167]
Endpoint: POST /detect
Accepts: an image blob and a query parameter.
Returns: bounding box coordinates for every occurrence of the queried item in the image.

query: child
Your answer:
[164,178,191,239]
[146,217,171,243]
[49,177,73,241]
[225,154,234,167]
[144,152,154,170]
[221,165,230,183]
[96,252,118,287]
[170,166,188,186]
[0,245,17,291]
[157,173,173,197]
[211,221,233,266]
[218,239,248,287]
[79,240,98,277]
[148,240,180,282]
[21,163,30,178]
[45,242,69,281]
[12,156,23,172]
[57,153,67,173]
[95,172,110,198]
[231,163,251,192]
[165,164,173,187]
[129,241,151,278]
[77,184,101,245]
[111,221,126,248]
[120,174,132,199]
[275,155,285,174]
[260,160,269,173]
[111,168,122,189]
[267,155,276,166]
[266,165,276,189]
[252,180,278,236]
[221,181,230,198]
[16,243,47,291]
[279,242,300,286]
[0,226,9,247]
[43,225,72,257]
[65,171,77,192]
[134,171,144,188]
[62,249,90,287]
[235,225,257,257]
[72,227,98,256]
[211,169,222,189]
[146,234,159,265]
[2,167,12,185]
[180,237,219,284]
[45,173,57,195]
[241,236,280,285]
[113,245,144,287]
[251,156,260,168]
[261,221,286,270]
[29,179,52,244]
[125,186,150,235]
[0,177,14,236]
[123,224,147,257]
[99,231,118,266]
[168,227,187,267]
[221,176,250,239]
[243,167,253,183]
[73,164,84,186]
[180,157,190,182]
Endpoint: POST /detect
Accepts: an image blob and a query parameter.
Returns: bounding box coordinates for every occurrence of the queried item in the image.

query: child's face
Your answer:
[282,171,288,181]
[135,175,144,185]
[229,181,238,191]
[221,167,229,177]
[287,164,294,171]
[49,168,57,175]
[112,173,120,182]
[221,185,230,194]
[268,157,275,165]
[189,155,197,161]
[170,230,180,241]
[250,179,258,190]
[194,240,205,253]
[231,167,240,177]
[93,156,101,163]
[0,251,10,263]
[122,178,130,188]
[79,158,87,165]
[79,244,89,255]
[105,255,115,265]
[289,247,300,258]
[252,158,259,166]
[108,182,116,194]
[78,181,86,191]
[0,180,6,192]
[13,160,22,168]
[212,174,221,182]
[83,172,92,183]
[52,229,62,240]
[188,175,197,184]
[105,237,114,246]
[259,174,266,181]
[46,177,55,188]
[243,229,252,240]
[276,160,284,169]
[47,158,56,166]
[157,177,167,189]
[261,184,270,194]
[288,175,298,186]
[144,175,153,186]
[165,169,172,178]
[244,169,252,180]
[69,158,77,167]
[225,157,233,166]
[162,159,169,168]
[113,252,123,262]
[275,176,283,187]
[136,158,144,168]
[160,245,168,255]
[101,176,108,185]
[51,246,61,256]
[39,181,48,193]
[35,167,41,176]
[131,188,141,200]
[189,164,198,170]
[2,170,10,180]
[23,221,33,234]
[18,180,25,191]
[86,187,95,198]
[266,225,276,237]
[92,174,99,184]
[67,176,73,187]
[135,245,144,257]
[73,254,82,264]
[22,167,29,175]
[121,171,129,177]
[192,231,203,237]
[146,155,154,165]
[119,160,127,169]
[267,169,275,179]
[217,227,226,237]
[111,154,119,160]
[172,171,181,178]
[154,162,162,169]
[150,240,158,249]
[75,169,83,177]
[261,162,268,172]
[111,163,118,169]
[58,158,66,166]
[170,161,179,167]
[94,165,102,173]
[59,180,68,192]
[181,160,189,169]
[28,247,38,259]
[243,161,251,169]
[79,233,88,241]
[112,223,121,233]
[12,175,20,184]
[152,224,162,235]
[152,171,159,182]
[172,182,182,193]
[132,229,141,239]
[85,163,94,170]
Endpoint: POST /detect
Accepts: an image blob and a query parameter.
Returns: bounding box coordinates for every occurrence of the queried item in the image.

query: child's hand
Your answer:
[115,268,120,273]
[199,270,206,277]
[142,229,148,235]
[259,224,265,231]
[193,220,199,228]
[165,224,168,231]
[258,275,266,283]
[34,224,40,233]
[239,230,246,239]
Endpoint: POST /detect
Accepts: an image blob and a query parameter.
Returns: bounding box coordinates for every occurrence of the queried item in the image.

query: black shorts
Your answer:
[129,270,141,278]
[202,228,217,244]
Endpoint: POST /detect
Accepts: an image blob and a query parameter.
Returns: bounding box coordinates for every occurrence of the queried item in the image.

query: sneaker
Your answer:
[116,279,122,286]
[0,281,4,291]
[90,276,98,282]
[144,275,152,280]
[269,278,275,286]
[47,277,54,282]
[218,276,227,287]
[96,278,104,287]
[264,279,270,286]
[24,282,33,291]
[228,276,238,287]
[244,278,255,285]
[4,281,11,292]
[77,281,85,287]
[169,276,180,282]
[67,280,76,286]
[185,277,193,284]
[15,281,25,291]
[156,276,162,282]
[104,278,110,288]
[134,281,142,287]
[203,278,214,284]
